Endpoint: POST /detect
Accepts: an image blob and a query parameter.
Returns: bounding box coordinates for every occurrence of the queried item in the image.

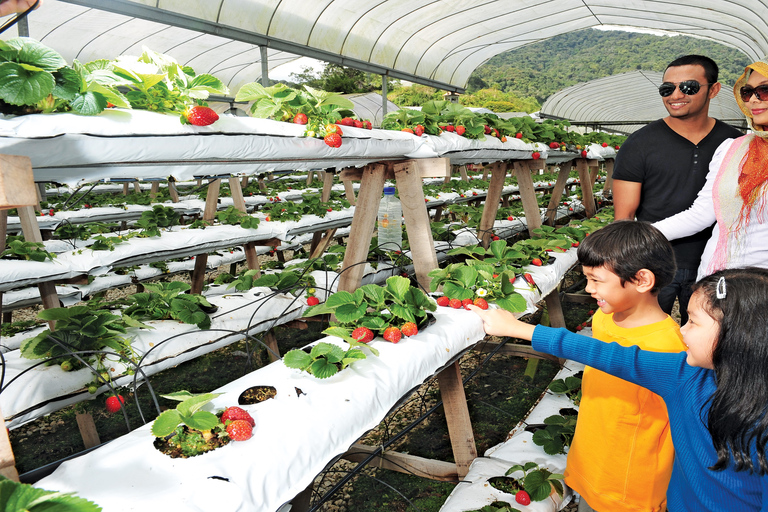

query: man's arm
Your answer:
[612,179,642,220]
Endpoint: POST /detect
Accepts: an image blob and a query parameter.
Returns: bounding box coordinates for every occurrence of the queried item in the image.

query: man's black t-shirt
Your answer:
[612,119,743,269]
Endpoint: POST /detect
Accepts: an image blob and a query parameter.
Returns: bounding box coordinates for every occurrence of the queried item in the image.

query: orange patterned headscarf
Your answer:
[732,60,768,226]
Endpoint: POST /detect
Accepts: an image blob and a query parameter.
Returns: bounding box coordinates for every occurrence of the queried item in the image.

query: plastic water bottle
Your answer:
[377,186,402,251]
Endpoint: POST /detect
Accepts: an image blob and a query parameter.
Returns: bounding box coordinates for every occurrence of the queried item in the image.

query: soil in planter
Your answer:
[153,426,230,459]
[487,475,522,494]
[239,385,277,405]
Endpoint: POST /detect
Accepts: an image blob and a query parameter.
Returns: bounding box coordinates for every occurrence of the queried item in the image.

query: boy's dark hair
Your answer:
[577,220,675,294]
[692,267,768,475]
[666,54,719,84]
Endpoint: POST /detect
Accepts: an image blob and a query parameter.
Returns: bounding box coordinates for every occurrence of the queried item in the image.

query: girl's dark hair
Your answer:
[577,220,675,293]
[692,267,768,474]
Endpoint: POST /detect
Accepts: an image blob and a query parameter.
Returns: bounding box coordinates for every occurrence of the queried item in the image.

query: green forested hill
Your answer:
[468,29,752,103]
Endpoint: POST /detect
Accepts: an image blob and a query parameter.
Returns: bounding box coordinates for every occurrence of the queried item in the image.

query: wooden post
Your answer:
[0,413,18,481]
[309,170,336,256]
[76,412,101,449]
[477,161,507,249]
[544,161,574,226]
[228,176,260,273]
[338,164,387,293]
[168,178,180,203]
[603,158,614,196]
[437,362,477,478]
[149,181,160,201]
[343,179,356,206]
[512,160,543,236]
[575,159,597,218]
[458,165,469,182]
[190,178,221,295]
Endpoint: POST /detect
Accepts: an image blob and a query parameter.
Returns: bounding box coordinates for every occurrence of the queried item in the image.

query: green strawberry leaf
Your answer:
[151,409,183,437]
[184,410,220,432]
[0,62,54,105]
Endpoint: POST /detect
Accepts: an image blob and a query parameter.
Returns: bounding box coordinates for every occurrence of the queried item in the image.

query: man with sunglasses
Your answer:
[612,55,742,324]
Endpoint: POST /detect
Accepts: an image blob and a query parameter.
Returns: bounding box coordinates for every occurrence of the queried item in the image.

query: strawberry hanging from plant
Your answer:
[181,105,219,126]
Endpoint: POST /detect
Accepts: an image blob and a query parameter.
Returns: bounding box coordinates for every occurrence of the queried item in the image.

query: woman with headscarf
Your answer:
[653,59,768,280]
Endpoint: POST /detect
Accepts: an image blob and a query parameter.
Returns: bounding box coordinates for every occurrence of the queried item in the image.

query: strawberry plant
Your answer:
[224,268,315,295]
[88,233,134,252]
[302,275,436,337]
[216,206,260,229]
[0,475,101,512]
[428,260,526,313]
[283,338,378,379]
[530,414,577,455]
[135,204,181,236]
[549,374,582,405]
[121,281,216,330]
[1,240,56,262]
[20,305,132,370]
[504,462,565,502]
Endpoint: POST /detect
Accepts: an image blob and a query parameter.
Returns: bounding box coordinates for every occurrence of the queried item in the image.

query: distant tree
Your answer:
[387,84,443,106]
[288,66,323,88]
[459,88,540,113]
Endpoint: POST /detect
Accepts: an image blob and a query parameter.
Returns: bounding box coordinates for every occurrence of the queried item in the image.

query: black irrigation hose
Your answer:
[0,0,39,35]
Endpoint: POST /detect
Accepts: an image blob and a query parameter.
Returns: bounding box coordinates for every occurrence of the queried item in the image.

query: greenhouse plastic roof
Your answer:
[541,71,749,134]
[4,0,768,124]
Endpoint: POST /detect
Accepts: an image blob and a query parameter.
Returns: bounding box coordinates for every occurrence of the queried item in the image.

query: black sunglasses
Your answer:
[739,84,768,102]
[658,80,712,97]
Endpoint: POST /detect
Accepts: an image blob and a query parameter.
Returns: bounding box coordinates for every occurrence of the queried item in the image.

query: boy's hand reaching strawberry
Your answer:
[466,305,535,341]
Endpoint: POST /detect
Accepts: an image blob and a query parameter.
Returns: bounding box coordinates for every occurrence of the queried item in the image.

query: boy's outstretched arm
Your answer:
[466,305,535,340]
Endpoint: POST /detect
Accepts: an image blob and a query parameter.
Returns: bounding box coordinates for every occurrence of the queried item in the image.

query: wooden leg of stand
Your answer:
[437,362,477,478]
[263,330,280,362]
[76,412,101,449]
[0,412,18,481]
[576,159,597,218]
[544,161,573,226]
[190,178,221,294]
[477,161,507,249]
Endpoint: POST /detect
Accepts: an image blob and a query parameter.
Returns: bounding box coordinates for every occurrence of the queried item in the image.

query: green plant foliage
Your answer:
[302,275,436,335]
[216,206,260,229]
[505,461,565,502]
[150,390,223,437]
[548,375,582,405]
[283,340,375,379]
[465,502,521,512]
[122,281,214,330]
[20,305,130,369]
[1,240,56,261]
[135,204,181,236]
[531,414,577,455]
[0,475,102,512]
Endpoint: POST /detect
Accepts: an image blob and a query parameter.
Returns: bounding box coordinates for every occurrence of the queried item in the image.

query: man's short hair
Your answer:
[665,54,719,84]
[577,220,676,293]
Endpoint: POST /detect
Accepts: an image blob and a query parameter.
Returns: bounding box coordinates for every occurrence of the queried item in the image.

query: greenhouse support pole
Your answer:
[381,74,388,121]
[260,46,269,87]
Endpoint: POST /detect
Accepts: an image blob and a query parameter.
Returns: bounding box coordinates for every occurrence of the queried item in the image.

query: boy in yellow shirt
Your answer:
[474,220,685,511]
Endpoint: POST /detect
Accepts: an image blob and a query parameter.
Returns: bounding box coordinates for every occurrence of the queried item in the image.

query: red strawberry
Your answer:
[455,125,466,136]
[293,112,308,124]
[351,326,374,343]
[221,406,255,427]
[484,125,491,134]
[353,119,364,128]
[501,136,507,142]
[572,241,580,247]
[339,117,355,126]
[324,133,342,148]
[492,235,500,241]
[306,296,320,306]
[436,296,450,307]
[507,216,515,221]
[383,326,402,344]
[581,149,588,158]
[461,298,473,308]
[515,132,523,139]
[182,105,219,126]
[523,273,536,286]
[226,419,253,441]
[401,322,418,337]
[531,151,541,160]
[473,298,489,310]
[549,142,560,149]
[515,490,531,506]
[105,395,124,413]
[363,120,372,129]
[325,124,343,135]
[449,298,463,309]
[531,258,543,266]
[414,124,425,136]
[601,142,608,147]
[402,127,415,134]
[445,125,455,132]
[615,145,621,150]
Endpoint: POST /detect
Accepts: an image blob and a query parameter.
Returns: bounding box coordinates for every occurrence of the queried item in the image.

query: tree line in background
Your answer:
[283,28,751,114]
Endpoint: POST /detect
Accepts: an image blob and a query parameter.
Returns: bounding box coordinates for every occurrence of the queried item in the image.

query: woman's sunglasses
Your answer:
[739,84,768,102]
[658,80,712,97]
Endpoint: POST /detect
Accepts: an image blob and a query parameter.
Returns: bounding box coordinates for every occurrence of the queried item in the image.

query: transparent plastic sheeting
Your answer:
[0,110,566,186]
[7,0,767,95]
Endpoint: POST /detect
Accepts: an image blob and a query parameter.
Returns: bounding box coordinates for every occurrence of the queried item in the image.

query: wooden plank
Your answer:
[458,165,469,182]
[475,341,561,362]
[544,289,566,328]
[544,161,573,226]
[338,164,386,292]
[309,228,338,260]
[149,181,160,200]
[190,178,221,294]
[309,171,336,256]
[589,161,600,186]
[343,179,356,205]
[394,160,440,291]
[477,161,507,249]
[512,160,543,236]
[228,176,260,272]
[575,159,597,218]
[263,329,280,362]
[342,443,458,481]
[76,412,101,449]
[168,179,180,203]
[603,158,615,196]
[436,361,477,478]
